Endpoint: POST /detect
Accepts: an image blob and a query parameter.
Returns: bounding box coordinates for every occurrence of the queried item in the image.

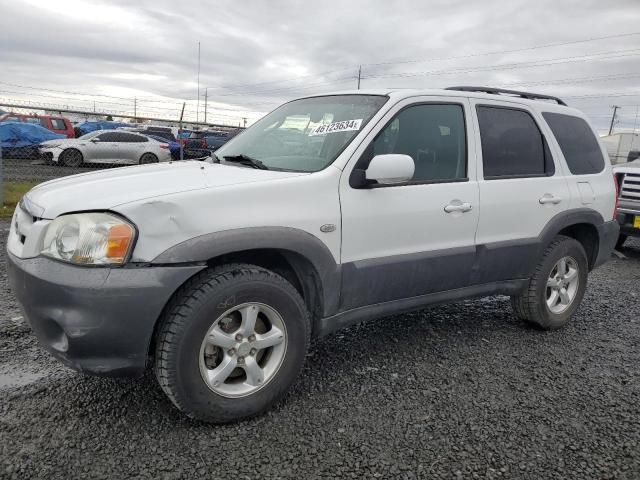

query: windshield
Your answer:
[215,95,388,172]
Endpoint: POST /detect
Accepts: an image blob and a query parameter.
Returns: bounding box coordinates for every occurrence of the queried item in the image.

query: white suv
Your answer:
[7,87,619,423]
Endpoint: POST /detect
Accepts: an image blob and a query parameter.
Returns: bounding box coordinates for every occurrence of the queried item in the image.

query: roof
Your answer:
[301,87,583,115]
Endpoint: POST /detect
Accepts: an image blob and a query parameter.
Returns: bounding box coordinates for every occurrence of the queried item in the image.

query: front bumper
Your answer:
[7,252,204,376]
[38,146,62,163]
[593,220,620,268]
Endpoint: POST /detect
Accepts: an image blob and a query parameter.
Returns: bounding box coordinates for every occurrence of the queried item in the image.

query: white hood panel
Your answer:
[25,161,305,218]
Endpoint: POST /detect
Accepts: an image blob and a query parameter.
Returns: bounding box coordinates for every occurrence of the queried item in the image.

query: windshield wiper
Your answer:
[223,154,269,170]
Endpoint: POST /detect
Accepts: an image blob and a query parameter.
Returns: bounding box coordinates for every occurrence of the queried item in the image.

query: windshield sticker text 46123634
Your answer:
[309,119,363,136]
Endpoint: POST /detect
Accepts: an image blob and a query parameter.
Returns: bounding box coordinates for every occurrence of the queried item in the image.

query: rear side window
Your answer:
[116,132,148,142]
[25,117,42,125]
[50,119,66,130]
[542,112,604,175]
[477,106,552,179]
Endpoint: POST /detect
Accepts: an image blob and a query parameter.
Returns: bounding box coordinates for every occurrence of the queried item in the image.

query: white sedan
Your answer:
[39,129,172,167]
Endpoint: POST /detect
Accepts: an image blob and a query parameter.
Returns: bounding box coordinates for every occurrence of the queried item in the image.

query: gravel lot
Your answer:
[1,218,639,479]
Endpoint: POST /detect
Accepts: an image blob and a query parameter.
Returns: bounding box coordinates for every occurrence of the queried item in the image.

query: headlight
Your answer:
[42,213,136,265]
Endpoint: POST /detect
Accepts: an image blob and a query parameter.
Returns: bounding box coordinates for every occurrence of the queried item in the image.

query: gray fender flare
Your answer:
[152,227,341,316]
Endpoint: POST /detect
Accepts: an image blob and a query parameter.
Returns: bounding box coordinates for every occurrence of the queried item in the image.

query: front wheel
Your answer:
[511,235,588,330]
[154,264,310,423]
[59,148,83,167]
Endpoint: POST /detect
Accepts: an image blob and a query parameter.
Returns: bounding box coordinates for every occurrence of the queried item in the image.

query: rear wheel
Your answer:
[511,236,588,330]
[59,148,83,167]
[154,264,310,423]
[139,153,159,164]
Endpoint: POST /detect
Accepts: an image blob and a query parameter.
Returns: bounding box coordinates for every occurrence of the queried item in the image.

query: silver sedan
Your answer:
[39,129,172,166]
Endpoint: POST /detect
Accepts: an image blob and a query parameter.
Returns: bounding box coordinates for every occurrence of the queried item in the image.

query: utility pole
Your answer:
[357,65,362,90]
[609,105,620,136]
[179,102,186,161]
[243,117,247,128]
[196,41,201,124]
[204,88,208,124]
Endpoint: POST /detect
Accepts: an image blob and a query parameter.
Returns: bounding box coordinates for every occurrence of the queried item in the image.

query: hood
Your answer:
[25,161,307,218]
[40,138,85,147]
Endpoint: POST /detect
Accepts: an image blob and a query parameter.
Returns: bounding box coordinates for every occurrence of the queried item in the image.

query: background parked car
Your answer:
[0,121,65,159]
[39,130,172,166]
[0,112,74,138]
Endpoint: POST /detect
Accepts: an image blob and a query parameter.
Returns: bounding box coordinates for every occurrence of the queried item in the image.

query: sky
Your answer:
[0,0,639,131]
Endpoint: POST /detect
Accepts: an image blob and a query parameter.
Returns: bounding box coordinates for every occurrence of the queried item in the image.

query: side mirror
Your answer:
[365,154,415,185]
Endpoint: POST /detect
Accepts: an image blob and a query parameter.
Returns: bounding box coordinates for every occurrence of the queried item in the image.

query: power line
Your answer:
[362,48,640,80]
[362,31,640,68]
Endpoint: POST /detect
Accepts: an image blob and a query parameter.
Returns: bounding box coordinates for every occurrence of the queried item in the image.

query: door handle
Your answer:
[444,201,473,213]
[539,194,562,205]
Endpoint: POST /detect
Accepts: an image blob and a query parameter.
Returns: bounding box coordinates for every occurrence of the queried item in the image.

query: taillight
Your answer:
[159,144,169,149]
[613,173,621,220]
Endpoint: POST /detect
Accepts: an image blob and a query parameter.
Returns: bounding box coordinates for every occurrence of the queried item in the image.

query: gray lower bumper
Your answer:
[7,253,204,376]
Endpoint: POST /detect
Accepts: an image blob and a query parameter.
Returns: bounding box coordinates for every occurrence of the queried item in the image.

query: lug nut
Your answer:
[250,348,257,356]
[248,335,256,342]
[238,356,245,364]
[235,334,243,341]
[228,348,236,356]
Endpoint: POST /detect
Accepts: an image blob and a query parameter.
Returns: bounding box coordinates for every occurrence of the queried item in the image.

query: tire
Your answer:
[154,263,310,423]
[615,234,628,250]
[139,153,159,164]
[511,235,588,330]
[59,148,83,167]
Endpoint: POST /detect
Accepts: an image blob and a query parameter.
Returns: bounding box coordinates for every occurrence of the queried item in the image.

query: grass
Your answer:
[1,181,38,219]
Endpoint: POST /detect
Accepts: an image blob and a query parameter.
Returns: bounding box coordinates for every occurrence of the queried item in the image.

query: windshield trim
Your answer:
[216,94,390,173]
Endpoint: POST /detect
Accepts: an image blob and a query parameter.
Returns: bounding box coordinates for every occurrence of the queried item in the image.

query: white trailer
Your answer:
[600,132,640,164]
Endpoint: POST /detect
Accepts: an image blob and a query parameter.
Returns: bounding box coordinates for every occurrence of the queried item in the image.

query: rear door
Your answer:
[469,99,571,283]
[116,132,149,163]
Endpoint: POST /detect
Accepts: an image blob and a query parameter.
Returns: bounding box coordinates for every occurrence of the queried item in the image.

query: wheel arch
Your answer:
[538,209,604,270]
[151,226,341,332]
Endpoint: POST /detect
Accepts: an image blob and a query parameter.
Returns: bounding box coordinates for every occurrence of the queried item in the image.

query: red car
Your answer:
[0,113,75,138]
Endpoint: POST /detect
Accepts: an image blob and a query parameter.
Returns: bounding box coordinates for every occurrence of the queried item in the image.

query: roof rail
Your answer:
[445,86,567,106]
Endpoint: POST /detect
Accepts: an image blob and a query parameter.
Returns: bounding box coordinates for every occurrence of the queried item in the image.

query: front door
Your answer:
[339,98,480,310]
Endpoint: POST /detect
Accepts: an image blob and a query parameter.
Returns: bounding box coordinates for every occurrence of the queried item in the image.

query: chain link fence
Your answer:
[0,124,244,217]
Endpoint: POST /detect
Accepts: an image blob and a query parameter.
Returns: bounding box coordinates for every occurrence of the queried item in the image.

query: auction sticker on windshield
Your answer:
[309,119,363,136]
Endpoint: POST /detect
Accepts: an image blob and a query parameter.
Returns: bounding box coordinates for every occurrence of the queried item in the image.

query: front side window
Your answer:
[96,132,119,142]
[215,95,388,172]
[542,112,604,175]
[477,106,552,178]
[369,103,467,182]
[25,117,42,125]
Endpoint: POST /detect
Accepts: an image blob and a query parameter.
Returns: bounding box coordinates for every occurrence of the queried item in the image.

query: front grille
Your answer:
[620,172,640,202]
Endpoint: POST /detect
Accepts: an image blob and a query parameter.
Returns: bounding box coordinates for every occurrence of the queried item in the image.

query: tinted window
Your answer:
[477,106,550,178]
[96,132,119,142]
[50,119,66,130]
[542,112,604,175]
[371,104,467,182]
[116,132,147,143]
[25,117,42,125]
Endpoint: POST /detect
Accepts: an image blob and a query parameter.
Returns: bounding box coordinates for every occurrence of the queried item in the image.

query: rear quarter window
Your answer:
[542,112,605,175]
